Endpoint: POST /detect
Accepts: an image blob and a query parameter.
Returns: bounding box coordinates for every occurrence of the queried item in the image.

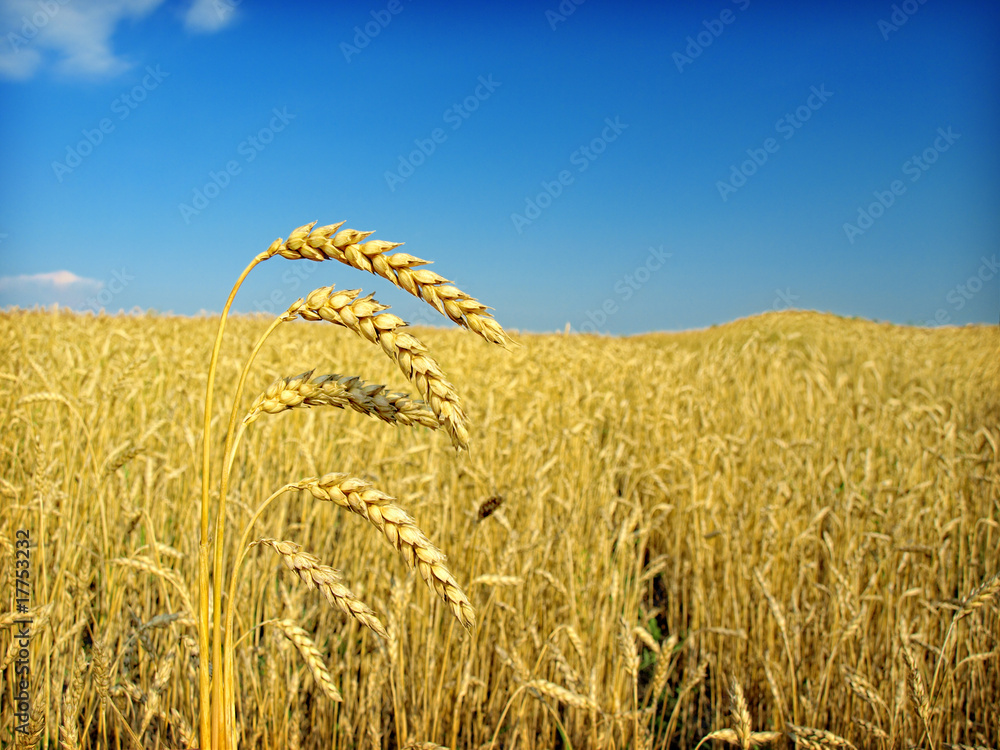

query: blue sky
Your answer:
[0,0,998,333]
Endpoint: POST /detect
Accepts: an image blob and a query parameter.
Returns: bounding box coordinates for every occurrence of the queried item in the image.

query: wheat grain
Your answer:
[546,638,583,692]
[534,568,568,598]
[697,729,741,748]
[103,442,144,474]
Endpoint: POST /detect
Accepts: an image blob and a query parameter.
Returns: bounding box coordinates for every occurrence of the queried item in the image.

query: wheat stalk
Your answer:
[663,658,708,747]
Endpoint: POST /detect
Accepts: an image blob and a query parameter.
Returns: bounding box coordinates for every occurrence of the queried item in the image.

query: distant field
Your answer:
[1,309,997,749]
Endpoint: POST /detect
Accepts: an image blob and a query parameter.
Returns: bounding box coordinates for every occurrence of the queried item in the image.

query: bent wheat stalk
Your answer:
[199,218,507,750]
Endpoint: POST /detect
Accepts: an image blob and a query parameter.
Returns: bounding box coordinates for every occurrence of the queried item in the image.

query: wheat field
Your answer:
[1,306,997,749]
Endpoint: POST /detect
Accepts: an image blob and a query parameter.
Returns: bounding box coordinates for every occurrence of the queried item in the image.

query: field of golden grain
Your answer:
[1,307,998,749]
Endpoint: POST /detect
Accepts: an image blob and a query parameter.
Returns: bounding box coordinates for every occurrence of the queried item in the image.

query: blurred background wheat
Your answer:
[1,308,997,749]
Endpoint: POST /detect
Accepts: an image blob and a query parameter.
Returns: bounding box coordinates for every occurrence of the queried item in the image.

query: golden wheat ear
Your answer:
[269,618,343,703]
[284,286,470,449]
[293,473,476,631]
[243,370,438,429]
[252,538,388,640]
[270,220,512,347]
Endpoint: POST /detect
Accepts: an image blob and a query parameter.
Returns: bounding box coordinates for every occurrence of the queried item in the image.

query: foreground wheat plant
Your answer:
[198,220,509,750]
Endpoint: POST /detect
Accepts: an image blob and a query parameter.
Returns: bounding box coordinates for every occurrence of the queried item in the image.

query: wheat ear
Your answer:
[59,650,88,750]
[15,704,45,750]
[284,286,469,448]
[244,369,438,429]
[524,678,599,711]
[272,220,510,346]
[270,618,343,702]
[730,678,752,750]
[254,539,388,639]
[293,473,475,630]
[786,724,856,750]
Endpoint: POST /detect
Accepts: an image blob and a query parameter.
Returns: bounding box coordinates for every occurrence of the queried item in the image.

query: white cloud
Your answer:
[0,42,40,79]
[0,270,104,308]
[0,0,236,80]
[0,269,102,291]
[184,0,238,33]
